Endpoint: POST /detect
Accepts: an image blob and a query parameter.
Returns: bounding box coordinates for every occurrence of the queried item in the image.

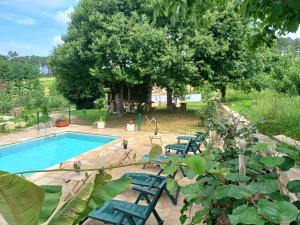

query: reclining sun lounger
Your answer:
[87,178,166,225]
[120,172,179,205]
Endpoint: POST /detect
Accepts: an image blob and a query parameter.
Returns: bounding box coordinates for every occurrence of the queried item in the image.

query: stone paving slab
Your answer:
[0,125,200,225]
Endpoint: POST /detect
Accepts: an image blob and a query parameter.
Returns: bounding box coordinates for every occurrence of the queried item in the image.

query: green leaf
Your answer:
[258,199,298,223]
[229,205,264,225]
[184,155,206,175]
[0,171,44,225]
[39,185,62,224]
[252,143,268,153]
[287,180,300,193]
[278,156,295,171]
[269,191,290,202]
[215,185,254,199]
[260,156,284,167]
[149,145,162,160]
[166,177,177,193]
[163,162,178,175]
[192,209,209,223]
[247,180,278,194]
[225,173,251,182]
[48,180,94,225]
[49,170,130,225]
[257,173,279,181]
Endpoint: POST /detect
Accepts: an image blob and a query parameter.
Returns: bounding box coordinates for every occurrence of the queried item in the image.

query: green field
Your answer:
[227,89,300,140]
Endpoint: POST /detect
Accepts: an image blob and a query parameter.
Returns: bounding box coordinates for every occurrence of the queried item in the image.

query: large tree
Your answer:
[50,0,199,113]
[189,10,259,101]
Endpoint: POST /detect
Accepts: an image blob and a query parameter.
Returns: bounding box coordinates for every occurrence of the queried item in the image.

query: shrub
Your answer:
[227,89,300,140]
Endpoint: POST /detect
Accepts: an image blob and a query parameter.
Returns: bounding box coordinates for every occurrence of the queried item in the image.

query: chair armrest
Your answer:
[148,174,166,179]
[133,186,156,196]
[112,206,147,219]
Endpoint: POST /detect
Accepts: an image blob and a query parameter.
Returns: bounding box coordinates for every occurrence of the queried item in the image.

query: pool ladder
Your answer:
[37,121,56,140]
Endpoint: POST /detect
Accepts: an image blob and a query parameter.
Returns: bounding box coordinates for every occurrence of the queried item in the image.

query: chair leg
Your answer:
[179,166,186,177]
[152,209,164,225]
[164,186,180,205]
[157,168,163,176]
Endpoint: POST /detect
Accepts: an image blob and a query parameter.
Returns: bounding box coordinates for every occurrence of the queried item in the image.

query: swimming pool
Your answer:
[0,132,117,176]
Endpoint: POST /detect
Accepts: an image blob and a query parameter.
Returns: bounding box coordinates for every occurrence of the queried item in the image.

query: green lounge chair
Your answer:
[177,126,211,144]
[87,179,166,225]
[120,172,179,205]
[142,140,193,177]
[165,129,210,154]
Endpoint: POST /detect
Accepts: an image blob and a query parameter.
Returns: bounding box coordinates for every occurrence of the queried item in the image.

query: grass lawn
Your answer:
[226,89,300,141]
[71,102,205,134]
[39,77,56,87]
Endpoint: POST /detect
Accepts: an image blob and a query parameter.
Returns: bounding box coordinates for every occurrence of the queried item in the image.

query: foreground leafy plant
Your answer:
[175,116,300,224]
[0,169,131,225]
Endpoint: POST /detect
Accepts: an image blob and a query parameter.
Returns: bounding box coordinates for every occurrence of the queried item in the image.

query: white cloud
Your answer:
[0,13,35,25]
[55,7,73,25]
[285,28,300,39]
[53,35,64,46]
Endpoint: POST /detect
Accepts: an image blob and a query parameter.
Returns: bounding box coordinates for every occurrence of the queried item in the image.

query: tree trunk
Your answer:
[145,80,152,112]
[115,85,124,118]
[167,88,173,111]
[219,85,226,102]
[128,87,132,112]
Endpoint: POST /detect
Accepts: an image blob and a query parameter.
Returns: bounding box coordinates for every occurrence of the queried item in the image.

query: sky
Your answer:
[0,1,300,57]
[0,0,78,56]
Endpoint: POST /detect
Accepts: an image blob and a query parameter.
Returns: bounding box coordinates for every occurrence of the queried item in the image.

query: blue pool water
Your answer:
[0,132,116,176]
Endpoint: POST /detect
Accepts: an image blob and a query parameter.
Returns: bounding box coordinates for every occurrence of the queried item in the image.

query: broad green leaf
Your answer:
[184,155,206,175]
[48,180,94,225]
[287,180,300,193]
[257,173,279,181]
[149,145,162,160]
[166,177,177,193]
[0,171,44,225]
[247,180,278,194]
[215,185,254,199]
[278,156,295,171]
[163,162,178,175]
[225,173,251,182]
[49,170,130,225]
[260,156,284,167]
[252,143,268,153]
[181,183,202,201]
[192,209,209,223]
[89,177,131,208]
[269,191,290,202]
[258,199,298,223]
[208,168,230,177]
[229,205,264,225]
[39,185,62,224]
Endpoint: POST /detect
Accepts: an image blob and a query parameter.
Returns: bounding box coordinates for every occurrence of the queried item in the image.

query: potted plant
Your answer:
[95,110,108,129]
[123,139,128,149]
[55,115,69,127]
[73,160,81,175]
[127,120,135,131]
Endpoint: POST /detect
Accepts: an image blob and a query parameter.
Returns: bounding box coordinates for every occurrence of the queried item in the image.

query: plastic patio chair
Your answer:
[165,128,211,154]
[142,140,193,177]
[120,172,180,205]
[86,179,166,225]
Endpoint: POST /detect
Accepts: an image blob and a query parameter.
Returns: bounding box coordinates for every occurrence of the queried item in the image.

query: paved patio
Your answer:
[0,125,197,225]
